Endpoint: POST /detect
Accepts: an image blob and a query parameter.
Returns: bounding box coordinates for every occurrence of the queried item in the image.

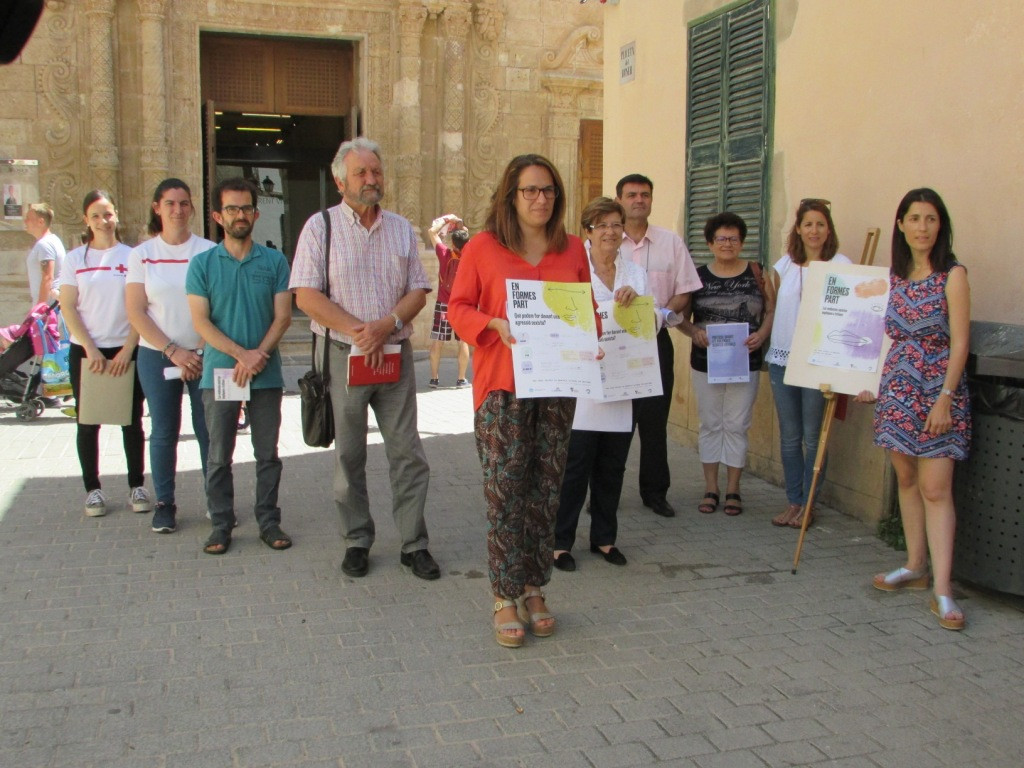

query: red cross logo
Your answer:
[115,263,128,274]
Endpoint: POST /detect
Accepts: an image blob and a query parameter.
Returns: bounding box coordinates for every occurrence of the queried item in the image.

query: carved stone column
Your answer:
[465,0,503,229]
[137,0,169,201]
[541,26,604,229]
[439,1,472,217]
[395,1,428,226]
[83,0,119,197]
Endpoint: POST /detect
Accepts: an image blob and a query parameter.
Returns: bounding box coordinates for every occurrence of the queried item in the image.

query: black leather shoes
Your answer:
[644,496,676,518]
[401,549,441,580]
[341,546,369,577]
[590,544,627,566]
[553,551,576,572]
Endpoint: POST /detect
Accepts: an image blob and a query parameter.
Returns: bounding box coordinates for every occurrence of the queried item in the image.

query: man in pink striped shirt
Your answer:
[290,138,439,581]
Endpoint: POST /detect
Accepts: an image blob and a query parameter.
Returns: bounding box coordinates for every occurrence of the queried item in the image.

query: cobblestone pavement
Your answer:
[1,356,1022,768]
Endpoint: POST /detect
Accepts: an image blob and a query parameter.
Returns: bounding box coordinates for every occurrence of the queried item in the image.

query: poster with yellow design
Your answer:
[593,297,662,401]
[506,279,602,398]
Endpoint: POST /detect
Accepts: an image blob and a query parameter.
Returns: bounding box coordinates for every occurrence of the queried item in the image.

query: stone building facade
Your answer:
[0,0,605,327]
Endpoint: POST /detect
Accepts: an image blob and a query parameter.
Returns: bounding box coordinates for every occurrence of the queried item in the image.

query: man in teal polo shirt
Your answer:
[186,177,292,555]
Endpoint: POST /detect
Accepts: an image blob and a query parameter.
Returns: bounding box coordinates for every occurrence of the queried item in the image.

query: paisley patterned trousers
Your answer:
[474,391,575,599]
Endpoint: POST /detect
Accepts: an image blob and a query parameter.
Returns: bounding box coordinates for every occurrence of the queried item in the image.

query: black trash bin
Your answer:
[953,343,1024,596]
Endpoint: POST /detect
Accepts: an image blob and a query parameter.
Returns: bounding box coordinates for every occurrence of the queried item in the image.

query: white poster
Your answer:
[594,296,662,401]
[808,271,889,372]
[506,279,602,398]
[707,323,751,384]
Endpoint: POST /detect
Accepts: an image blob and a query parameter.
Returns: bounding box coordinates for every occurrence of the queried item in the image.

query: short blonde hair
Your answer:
[27,202,54,227]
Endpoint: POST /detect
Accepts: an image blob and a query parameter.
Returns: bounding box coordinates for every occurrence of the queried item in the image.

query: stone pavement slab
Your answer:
[0,356,1022,767]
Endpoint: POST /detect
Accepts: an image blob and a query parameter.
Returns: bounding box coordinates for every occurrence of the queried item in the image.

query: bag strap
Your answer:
[750,261,771,320]
[314,209,332,384]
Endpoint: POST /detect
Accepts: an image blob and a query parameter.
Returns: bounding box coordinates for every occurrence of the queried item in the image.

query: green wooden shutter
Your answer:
[685,0,771,264]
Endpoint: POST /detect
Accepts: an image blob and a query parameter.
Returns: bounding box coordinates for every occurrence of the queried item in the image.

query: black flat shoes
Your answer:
[590,544,627,566]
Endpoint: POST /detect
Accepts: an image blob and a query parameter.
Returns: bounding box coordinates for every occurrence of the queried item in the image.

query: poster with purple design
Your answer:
[808,271,889,371]
[785,262,892,396]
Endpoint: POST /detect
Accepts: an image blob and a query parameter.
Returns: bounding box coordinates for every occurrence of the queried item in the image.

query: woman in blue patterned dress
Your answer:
[855,188,970,630]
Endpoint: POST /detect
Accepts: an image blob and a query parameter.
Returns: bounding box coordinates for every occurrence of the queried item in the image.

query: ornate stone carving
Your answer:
[474,0,503,43]
[540,26,604,226]
[83,0,119,200]
[37,3,78,229]
[541,25,603,71]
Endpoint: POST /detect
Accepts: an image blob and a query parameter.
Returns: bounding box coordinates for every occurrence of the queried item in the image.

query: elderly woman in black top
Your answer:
[678,212,774,516]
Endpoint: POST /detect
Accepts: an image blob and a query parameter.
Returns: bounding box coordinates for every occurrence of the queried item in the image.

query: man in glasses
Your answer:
[290,138,439,581]
[186,177,293,554]
[615,174,701,518]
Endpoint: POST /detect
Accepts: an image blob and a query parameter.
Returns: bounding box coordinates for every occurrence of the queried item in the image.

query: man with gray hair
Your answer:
[290,137,439,581]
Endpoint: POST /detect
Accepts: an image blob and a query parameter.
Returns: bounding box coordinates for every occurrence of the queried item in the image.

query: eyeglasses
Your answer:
[222,205,257,216]
[518,186,559,200]
[800,198,831,209]
[713,235,741,245]
[588,222,624,232]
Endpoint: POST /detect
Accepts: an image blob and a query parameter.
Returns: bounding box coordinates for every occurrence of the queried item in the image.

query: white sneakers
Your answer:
[84,487,153,517]
[84,489,107,517]
[129,486,153,513]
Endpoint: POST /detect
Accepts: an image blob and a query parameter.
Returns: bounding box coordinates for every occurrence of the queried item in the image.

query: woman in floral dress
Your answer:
[856,188,970,630]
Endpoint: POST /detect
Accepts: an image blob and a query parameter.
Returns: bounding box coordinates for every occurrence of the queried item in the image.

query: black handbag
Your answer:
[299,210,334,448]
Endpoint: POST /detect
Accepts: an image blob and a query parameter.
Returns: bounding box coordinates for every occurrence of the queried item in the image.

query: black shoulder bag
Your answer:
[298,210,335,447]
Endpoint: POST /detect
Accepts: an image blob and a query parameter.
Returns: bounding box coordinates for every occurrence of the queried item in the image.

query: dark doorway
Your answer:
[199,33,359,258]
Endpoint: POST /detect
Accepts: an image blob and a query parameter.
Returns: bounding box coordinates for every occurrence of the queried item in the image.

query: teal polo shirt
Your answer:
[185,241,291,390]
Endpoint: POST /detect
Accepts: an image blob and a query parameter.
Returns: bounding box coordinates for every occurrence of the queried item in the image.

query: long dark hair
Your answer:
[147,177,192,236]
[891,187,955,279]
[786,199,839,264]
[81,189,120,244]
[484,154,568,254]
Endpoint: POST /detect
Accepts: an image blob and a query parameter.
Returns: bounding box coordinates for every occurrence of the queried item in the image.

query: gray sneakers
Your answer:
[129,486,153,513]
[84,489,107,517]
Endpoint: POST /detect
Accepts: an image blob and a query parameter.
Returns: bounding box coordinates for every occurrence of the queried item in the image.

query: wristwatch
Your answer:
[391,312,403,331]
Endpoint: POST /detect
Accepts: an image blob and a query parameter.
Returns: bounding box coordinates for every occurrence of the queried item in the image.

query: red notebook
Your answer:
[347,344,401,385]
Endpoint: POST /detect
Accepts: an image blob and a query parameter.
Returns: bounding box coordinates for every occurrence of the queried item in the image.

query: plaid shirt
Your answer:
[289,201,431,344]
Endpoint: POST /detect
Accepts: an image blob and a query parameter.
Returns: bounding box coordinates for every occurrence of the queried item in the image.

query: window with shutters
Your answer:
[684,0,772,264]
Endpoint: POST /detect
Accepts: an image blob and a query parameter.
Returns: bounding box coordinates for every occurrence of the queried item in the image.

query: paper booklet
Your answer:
[347,344,401,385]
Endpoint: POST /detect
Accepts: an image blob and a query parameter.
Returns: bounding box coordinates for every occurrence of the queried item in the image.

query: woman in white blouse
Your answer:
[765,199,850,528]
[553,197,656,571]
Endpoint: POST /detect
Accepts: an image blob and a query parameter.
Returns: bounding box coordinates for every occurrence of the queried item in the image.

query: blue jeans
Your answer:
[203,388,283,533]
[136,346,209,506]
[768,364,827,506]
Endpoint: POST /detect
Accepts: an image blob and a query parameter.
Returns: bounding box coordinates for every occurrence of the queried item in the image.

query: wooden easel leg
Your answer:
[792,386,838,574]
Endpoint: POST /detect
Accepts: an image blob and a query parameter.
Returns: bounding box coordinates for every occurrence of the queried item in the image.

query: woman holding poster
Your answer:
[766,200,850,528]
[679,212,774,517]
[448,154,597,648]
[856,188,970,631]
[553,197,651,572]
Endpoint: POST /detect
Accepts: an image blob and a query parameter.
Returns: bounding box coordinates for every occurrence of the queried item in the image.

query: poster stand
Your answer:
[791,384,836,573]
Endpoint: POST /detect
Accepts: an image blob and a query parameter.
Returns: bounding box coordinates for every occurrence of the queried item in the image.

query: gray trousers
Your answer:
[321,336,430,552]
[203,388,283,533]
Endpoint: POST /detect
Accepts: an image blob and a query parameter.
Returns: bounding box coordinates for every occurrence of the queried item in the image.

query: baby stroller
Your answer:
[0,301,63,420]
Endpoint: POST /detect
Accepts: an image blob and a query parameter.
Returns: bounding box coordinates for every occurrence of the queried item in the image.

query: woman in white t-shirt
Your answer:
[765,199,851,528]
[126,178,216,535]
[59,190,151,518]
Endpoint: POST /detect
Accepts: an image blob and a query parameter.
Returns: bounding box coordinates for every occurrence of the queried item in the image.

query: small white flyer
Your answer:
[213,368,250,401]
[707,323,750,384]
